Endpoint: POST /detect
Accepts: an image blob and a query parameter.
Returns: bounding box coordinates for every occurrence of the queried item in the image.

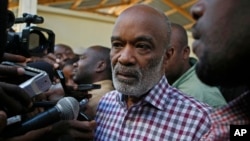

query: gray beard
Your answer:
[112,56,164,97]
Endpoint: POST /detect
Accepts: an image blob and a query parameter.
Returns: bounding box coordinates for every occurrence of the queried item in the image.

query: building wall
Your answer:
[37,5,196,58]
[37,5,116,52]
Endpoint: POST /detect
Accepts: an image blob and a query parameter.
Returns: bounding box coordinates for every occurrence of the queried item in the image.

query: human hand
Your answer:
[0,111,7,132]
[43,83,65,101]
[1,53,27,63]
[1,120,96,141]
[0,53,27,77]
[0,53,32,133]
[0,53,28,84]
[0,82,32,117]
[48,120,96,140]
[30,53,60,69]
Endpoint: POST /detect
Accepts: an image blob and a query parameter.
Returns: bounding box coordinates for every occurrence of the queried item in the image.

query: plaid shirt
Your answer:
[200,91,250,141]
[95,76,212,141]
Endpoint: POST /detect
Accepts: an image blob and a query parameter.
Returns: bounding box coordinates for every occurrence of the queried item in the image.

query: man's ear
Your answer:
[95,60,106,73]
[166,47,174,59]
[163,47,174,66]
[183,46,190,59]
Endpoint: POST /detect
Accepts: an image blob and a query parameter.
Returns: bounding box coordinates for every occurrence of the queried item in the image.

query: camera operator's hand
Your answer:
[30,53,60,70]
[0,82,32,117]
[1,53,27,63]
[0,53,27,78]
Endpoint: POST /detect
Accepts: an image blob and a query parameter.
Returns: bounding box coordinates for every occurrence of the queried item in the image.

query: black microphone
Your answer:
[1,97,79,137]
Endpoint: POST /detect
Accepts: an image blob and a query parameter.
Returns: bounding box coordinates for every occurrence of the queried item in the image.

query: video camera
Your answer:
[6,10,55,57]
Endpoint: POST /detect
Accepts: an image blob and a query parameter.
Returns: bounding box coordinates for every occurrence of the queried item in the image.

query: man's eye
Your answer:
[112,42,123,48]
[137,44,150,49]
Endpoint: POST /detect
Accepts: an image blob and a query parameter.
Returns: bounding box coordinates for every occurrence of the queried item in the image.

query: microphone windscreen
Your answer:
[57,96,80,120]
[27,61,54,81]
[0,97,79,137]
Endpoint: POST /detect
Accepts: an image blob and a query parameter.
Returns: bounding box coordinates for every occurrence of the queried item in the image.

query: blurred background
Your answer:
[8,0,197,57]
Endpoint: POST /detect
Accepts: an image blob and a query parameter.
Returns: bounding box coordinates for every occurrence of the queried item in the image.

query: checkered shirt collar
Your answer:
[117,75,170,110]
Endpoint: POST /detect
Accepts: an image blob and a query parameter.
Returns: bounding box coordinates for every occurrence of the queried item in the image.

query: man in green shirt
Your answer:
[165,23,226,108]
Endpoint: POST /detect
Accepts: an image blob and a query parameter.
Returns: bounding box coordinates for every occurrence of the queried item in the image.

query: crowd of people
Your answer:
[0,0,250,140]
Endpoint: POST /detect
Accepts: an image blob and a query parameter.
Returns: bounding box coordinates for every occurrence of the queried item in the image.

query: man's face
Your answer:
[54,46,75,62]
[191,0,250,86]
[62,64,77,86]
[54,46,67,61]
[73,49,95,84]
[165,28,187,84]
[110,9,168,97]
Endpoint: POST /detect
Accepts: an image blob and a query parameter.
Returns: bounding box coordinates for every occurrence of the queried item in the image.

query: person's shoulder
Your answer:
[179,66,222,95]
[166,86,212,113]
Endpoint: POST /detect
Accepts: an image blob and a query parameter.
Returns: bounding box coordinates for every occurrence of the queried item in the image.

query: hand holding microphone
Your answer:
[1,96,79,137]
[0,53,32,132]
[48,119,96,141]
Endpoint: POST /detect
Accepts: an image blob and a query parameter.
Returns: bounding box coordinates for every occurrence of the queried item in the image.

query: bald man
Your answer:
[165,23,227,108]
[95,4,212,140]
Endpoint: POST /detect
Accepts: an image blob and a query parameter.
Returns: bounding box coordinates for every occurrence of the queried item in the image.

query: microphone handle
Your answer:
[22,107,60,130]
[1,107,61,137]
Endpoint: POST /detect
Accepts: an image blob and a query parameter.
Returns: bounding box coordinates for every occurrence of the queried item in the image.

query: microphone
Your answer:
[33,98,91,121]
[33,98,89,109]
[1,97,79,137]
